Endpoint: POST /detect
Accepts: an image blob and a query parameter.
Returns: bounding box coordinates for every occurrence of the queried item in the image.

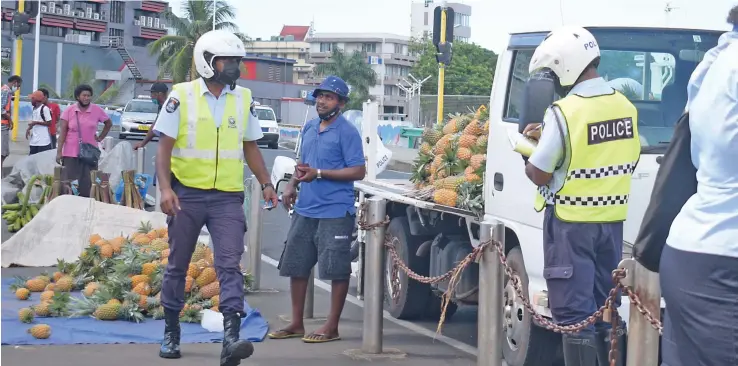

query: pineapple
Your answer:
[107,299,122,306]
[16,288,31,300]
[48,292,72,317]
[28,324,51,339]
[459,134,477,148]
[137,220,154,236]
[19,307,34,323]
[133,236,151,245]
[131,274,149,288]
[156,227,168,238]
[185,276,194,293]
[442,119,458,135]
[433,134,454,155]
[83,282,100,297]
[33,302,51,317]
[456,182,485,217]
[476,134,488,151]
[196,267,217,288]
[434,176,465,191]
[436,146,462,179]
[419,142,433,155]
[150,239,169,253]
[100,244,114,258]
[44,284,55,291]
[26,278,47,292]
[93,303,121,321]
[89,234,102,245]
[147,229,159,240]
[410,152,433,188]
[94,239,109,247]
[211,295,220,308]
[195,258,210,270]
[161,248,171,260]
[191,243,209,263]
[421,126,444,146]
[456,147,472,161]
[142,262,159,276]
[483,120,489,135]
[133,282,152,296]
[186,263,201,279]
[40,290,55,302]
[179,305,202,323]
[470,154,486,170]
[199,281,220,299]
[433,188,458,207]
[109,236,126,248]
[54,276,73,292]
[36,274,51,286]
[463,119,484,136]
[464,166,482,184]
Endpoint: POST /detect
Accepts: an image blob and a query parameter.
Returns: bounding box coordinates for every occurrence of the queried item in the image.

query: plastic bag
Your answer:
[98,141,136,193]
[1,150,57,204]
[200,309,224,332]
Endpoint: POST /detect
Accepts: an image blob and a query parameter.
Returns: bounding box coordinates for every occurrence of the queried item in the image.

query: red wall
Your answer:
[241,61,257,80]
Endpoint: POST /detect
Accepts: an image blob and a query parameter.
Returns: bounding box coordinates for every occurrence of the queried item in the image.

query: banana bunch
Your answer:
[2,174,53,233]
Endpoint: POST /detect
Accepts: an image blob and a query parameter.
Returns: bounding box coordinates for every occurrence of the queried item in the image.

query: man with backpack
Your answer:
[26,90,53,155]
[39,88,61,148]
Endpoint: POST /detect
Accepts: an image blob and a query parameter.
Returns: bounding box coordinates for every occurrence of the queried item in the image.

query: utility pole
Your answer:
[432,2,454,125]
[11,0,27,142]
[32,0,41,91]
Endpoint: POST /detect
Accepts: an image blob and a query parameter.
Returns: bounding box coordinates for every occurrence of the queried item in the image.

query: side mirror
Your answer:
[115,107,123,112]
[277,118,282,123]
[518,69,557,133]
[271,155,298,196]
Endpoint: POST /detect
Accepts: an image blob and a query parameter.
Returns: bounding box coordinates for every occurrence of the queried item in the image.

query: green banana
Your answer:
[1,203,21,211]
[30,205,39,217]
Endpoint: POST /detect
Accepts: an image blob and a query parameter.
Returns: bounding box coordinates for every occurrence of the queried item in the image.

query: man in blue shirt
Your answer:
[269,76,366,344]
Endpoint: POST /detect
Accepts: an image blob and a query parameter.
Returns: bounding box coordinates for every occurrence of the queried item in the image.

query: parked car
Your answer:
[117,96,159,140]
[254,103,280,149]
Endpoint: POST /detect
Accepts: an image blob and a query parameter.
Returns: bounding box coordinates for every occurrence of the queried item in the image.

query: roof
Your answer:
[279,25,311,41]
[244,54,297,64]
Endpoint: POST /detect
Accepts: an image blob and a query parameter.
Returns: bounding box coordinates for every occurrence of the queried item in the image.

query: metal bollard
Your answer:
[361,197,387,354]
[136,146,145,174]
[477,221,505,366]
[247,175,263,291]
[622,258,661,366]
[304,268,315,319]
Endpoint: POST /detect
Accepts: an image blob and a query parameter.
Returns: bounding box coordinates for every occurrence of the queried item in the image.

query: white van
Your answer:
[253,104,280,149]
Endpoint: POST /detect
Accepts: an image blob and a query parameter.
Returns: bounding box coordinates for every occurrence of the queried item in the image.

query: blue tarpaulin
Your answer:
[1,278,269,346]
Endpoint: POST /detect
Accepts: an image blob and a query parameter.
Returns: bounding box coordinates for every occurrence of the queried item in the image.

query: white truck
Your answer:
[271,25,725,366]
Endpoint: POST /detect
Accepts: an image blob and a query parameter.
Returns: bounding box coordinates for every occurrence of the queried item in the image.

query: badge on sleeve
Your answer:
[165,98,180,113]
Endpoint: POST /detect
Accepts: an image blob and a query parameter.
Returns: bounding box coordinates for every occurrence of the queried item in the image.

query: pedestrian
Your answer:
[55,84,113,198]
[1,75,22,167]
[134,82,169,151]
[521,26,640,366]
[268,75,366,344]
[26,90,53,155]
[38,88,61,149]
[658,8,738,366]
[153,29,278,365]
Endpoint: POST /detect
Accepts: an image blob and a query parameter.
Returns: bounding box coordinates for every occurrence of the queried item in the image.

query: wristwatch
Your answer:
[317,169,322,179]
[261,182,274,191]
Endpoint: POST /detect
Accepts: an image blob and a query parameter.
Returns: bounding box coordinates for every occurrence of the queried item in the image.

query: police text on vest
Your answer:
[587,117,634,145]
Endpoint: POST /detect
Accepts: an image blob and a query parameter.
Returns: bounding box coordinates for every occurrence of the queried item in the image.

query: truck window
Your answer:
[254,108,276,121]
[502,28,722,154]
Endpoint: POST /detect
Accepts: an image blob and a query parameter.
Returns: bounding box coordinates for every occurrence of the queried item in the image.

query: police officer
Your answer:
[522,26,640,366]
[153,29,278,365]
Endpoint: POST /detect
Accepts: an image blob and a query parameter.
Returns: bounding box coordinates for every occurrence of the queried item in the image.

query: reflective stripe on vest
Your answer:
[170,79,251,192]
[534,91,641,223]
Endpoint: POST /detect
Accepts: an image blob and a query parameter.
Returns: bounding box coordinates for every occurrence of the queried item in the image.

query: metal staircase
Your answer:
[101,36,143,80]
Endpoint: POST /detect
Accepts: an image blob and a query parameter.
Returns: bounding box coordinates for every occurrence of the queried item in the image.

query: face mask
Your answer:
[215,62,241,88]
[10,85,18,92]
[152,99,159,106]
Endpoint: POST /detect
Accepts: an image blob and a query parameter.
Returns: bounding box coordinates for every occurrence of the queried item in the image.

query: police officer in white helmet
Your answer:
[153,29,278,365]
[522,26,640,366]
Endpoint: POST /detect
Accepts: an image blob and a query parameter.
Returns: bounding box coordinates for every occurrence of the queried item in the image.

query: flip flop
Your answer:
[301,332,341,344]
[267,329,305,340]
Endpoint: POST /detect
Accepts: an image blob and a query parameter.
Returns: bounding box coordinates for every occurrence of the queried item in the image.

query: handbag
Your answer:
[75,110,101,167]
[632,112,697,272]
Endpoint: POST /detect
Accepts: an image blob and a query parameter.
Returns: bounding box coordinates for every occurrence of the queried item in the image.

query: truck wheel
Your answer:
[425,293,458,320]
[383,217,433,320]
[502,247,561,366]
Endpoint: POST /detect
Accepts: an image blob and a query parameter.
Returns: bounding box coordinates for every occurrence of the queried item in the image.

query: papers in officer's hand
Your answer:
[507,130,539,158]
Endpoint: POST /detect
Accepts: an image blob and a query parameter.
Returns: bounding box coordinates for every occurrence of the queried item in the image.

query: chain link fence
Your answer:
[408,94,490,128]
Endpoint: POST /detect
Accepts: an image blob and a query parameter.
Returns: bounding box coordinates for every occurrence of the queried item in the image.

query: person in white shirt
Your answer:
[26,90,53,155]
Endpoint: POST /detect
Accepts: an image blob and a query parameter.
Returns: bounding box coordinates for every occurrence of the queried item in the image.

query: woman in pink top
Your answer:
[55,84,112,197]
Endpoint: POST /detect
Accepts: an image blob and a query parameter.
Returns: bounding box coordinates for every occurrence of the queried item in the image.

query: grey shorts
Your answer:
[278,212,355,281]
[1,128,9,157]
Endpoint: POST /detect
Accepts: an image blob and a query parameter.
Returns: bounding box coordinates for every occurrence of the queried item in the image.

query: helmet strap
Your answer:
[318,106,340,122]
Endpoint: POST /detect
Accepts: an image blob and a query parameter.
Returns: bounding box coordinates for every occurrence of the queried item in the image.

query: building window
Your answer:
[40,25,63,37]
[110,1,125,23]
[393,43,404,54]
[132,37,153,47]
[453,14,470,27]
[361,43,377,53]
[504,50,534,120]
[319,42,334,52]
[384,85,394,96]
[424,11,428,26]
[109,28,124,38]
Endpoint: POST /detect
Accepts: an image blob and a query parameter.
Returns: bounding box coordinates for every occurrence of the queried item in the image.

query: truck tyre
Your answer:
[383,217,434,320]
[425,293,458,320]
[502,247,561,366]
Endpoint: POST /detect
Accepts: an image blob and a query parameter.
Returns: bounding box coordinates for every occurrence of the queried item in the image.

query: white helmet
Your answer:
[528,26,600,87]
[193,30,245,79]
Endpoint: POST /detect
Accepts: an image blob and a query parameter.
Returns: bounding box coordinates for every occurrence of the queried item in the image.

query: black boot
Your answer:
[159,308,181,359]
[220,312,254,366]
[562,333,598,366]
[595,326,627,366]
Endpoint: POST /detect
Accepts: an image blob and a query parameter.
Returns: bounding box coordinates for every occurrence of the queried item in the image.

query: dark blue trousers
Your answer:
[543,206,624,335]
[160,179,247,314]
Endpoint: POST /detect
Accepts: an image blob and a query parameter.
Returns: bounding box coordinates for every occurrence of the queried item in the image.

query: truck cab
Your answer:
[271,25,725,366]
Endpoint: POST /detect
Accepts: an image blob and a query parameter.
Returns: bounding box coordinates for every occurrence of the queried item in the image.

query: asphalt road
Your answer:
[115,136,482,350]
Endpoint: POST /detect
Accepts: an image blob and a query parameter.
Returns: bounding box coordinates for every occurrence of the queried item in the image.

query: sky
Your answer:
[171,0,738,52]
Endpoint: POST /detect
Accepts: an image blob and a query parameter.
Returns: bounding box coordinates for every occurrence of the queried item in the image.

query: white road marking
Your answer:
[259,253,481,359]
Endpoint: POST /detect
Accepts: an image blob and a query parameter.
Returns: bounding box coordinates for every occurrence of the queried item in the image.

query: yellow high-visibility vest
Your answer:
[170,79,251,192]
[534,91,641,223]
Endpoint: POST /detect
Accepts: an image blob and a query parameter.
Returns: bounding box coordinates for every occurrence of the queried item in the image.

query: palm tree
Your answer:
[1,59,10,76]
[147,0,248,83]
[314,49,377,110]
[39,64,120,104]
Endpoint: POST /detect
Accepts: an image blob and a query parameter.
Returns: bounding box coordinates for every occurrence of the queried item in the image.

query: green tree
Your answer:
[40,64,120,104]
[1,59,10,76]
[410,39,498,96]
[148,0,248,83]
[313,49,378,110]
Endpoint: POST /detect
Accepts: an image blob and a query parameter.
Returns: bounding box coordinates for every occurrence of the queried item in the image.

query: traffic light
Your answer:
[12,12,32,36]
[435,42,452,64]
[432,6,455,47]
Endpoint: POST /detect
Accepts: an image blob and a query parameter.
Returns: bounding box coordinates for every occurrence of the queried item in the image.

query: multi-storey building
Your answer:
[245,25,313,84]
[306,32,417,115]
[1,0,170,103]
[410,0,472,43]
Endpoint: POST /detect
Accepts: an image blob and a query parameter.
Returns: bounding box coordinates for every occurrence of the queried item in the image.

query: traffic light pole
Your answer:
[11,0,26,142]
[435,5,447,125]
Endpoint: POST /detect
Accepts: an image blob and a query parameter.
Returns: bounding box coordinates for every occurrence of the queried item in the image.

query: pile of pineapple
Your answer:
[10,221,254,339]
[410,106,490,216]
